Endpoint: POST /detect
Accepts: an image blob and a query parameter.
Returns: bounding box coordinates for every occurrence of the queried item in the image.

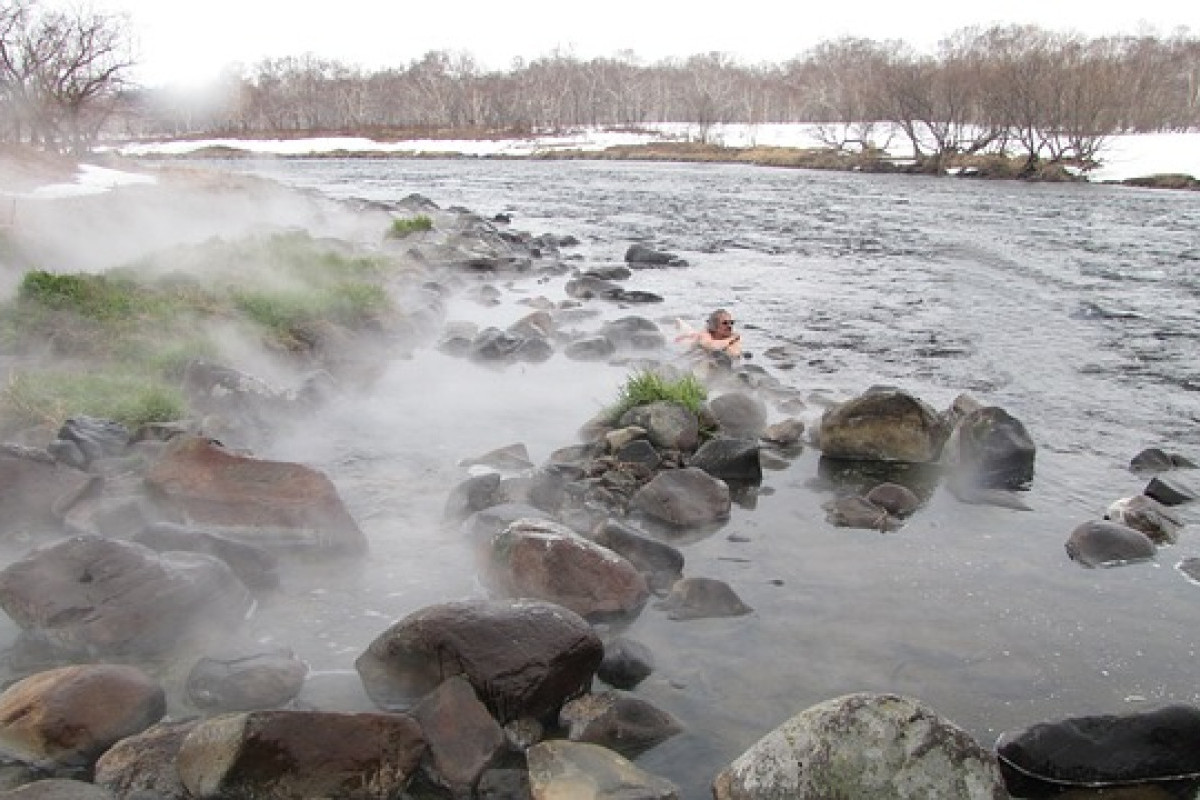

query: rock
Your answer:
[590,519,685,595]
[133,521,280,591]
[564,275,622,300]
[355,599,603,724]
[995,704,1200,796]
[623,243,687,268]
[51,417,130,469]
[865,482,922,517]
[144,435,367,557]
[761,417,806,447]
[443,472,503,522]
[817,387,946,463]
[186,650,308,713]
[175,709,424,800]
[460,502,553,549]
[1105,495,1183,545]
[1144,474,1198,506]
[943,405,1036,490]
[629,467,731,529]
[0,536,253,658]
[618,402,700,453]
[180,359,295,448]
[485,518,650,620]
[823,495,900,531]
[559,691,682,758]
[93,718,199,800]
[0,445,96,538]
[598,637,655,690]
[411,675,506,796]
[688,437,762,485]
[614,439,662,471]
[0,780,115,799]
[708,392,768,438]
[657,577,752,620]
[1065,520,1156,567]
[460,443,533,472]
[0,665,164,772]
[527,740,679,799]
[564,335,617,361]
[713,692,1008,799]
[599,316,666,350]
[1130,447,1196,476]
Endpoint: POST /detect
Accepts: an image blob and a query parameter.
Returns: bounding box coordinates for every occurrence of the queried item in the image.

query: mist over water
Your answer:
[69,158,1200,796]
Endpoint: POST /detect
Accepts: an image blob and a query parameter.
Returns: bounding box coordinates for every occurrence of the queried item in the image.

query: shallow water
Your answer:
[112,159,1200,795]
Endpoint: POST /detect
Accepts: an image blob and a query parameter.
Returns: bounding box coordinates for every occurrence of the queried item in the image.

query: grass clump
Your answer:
[232,281,388,338]
[386,215,433,239]
[2,369,185,433]
[607,368,708,423]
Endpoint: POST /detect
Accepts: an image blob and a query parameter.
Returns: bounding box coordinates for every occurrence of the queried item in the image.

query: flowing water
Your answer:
[125,159,1200,795]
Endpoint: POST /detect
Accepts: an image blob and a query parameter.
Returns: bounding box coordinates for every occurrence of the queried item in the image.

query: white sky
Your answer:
[76,0,1198,88]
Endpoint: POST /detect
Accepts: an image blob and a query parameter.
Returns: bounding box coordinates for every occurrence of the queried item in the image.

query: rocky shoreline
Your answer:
[0,167,1198,798]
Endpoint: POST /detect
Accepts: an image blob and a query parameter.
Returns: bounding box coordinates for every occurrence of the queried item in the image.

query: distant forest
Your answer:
[2,0,1198,172]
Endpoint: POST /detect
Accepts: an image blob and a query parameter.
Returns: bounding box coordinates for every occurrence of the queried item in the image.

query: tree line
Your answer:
[2,0,1198,171]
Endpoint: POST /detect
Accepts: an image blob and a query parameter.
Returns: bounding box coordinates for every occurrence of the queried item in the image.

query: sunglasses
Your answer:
[719,319,736,327]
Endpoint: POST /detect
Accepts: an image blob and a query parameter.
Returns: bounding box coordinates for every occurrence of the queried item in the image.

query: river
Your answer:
[183,157,1200,797]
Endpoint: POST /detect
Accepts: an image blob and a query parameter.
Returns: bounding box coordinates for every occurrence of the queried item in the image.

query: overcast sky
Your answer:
[85,0,1198,87]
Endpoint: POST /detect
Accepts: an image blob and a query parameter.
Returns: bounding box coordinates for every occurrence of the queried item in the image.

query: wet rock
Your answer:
[1065,520,1156,567]
[564,335,617,361]
[133,521,280,591]
[93,718,199,800]
[559,691,682,757]
[1130,447,1196,476]
[411,675,506,796]
[144,435,367,557]
[1105,495,1183,545]
[598,637,655,690]
[713,692,1008,800]
[817,387,947,463]
[460,502,553,549]
[823,495,900,531]
[943,405,1036,490]
[508,310,554,339]
[865,482,922,517]
[175,709,424,800]
[180,359,295,449]
[707,392,768,438]
[527,740,679,799]
[619,402,700,452]
[0,445,96,538]
[614,439,662,471]
[995,704,1200,797]
[1144,473,1198,506]
[564,275,622,300]
[761,417,806,447]
[0,536,253,658]
[0,665,164,773]
[623,243,687,268]
[476,768,532,800]
[600,316,666,350]
[485,518,650,621]
[355,599,603,724]
[657,577,751,620]
[688,437,762,485]
[590,519,685,595]
[186,650,308,713]
[629,467,731,529]
[443,472,503,522]
[460,442,533,472]
[50,416,130,470]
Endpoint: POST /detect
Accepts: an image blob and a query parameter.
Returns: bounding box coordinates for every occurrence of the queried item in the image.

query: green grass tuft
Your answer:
[607,368,708,423]
[386,215,433,239]
[1,369,185,433]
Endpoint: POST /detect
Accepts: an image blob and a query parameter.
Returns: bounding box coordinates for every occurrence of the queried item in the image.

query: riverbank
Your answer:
[105,123,1200,189]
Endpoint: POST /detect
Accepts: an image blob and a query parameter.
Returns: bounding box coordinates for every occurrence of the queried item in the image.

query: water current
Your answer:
[183,158,1200,797]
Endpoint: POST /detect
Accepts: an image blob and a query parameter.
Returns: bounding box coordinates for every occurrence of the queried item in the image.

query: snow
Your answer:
[26,163,158,198]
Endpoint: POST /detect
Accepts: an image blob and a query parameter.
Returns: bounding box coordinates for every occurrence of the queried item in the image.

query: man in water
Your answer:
[676,308,743,358]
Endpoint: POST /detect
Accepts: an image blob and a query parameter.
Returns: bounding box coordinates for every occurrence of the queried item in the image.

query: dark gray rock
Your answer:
[598,637,655,690]
[623,244,687,267]
[689,437,762,485]
[1065,520,1156,567]
[629,467,731,529]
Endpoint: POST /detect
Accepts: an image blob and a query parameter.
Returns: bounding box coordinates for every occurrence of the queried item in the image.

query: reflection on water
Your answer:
[145,159,1200,797]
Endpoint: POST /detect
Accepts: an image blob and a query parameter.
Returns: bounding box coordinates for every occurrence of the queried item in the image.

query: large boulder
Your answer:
[410,675,506,796]
[175,709,424,800]
[707,392,768,438]
[0,665,164,773]
[943,405,1036,490]
[995,704,1200,796]
[817,387,946,463]
[185,650,309,713]
[94,718,199,800]
[355,599,603,725]
[144,435,367,556]
[0,536,253,658]
[713,693,1008,799]
[485,518,650,620]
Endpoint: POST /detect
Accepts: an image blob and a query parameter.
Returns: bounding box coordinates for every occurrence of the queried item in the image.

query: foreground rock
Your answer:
[527,739,679,799]
[996,704,1200,797]
[0,445,95,539]
[144,435,367,556]
[712,693,1008,799]
[0,665,164,775]
[355,599,603,724]
[942,399,1036,490]
[175,710,425,799]
[0,536,253,658]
